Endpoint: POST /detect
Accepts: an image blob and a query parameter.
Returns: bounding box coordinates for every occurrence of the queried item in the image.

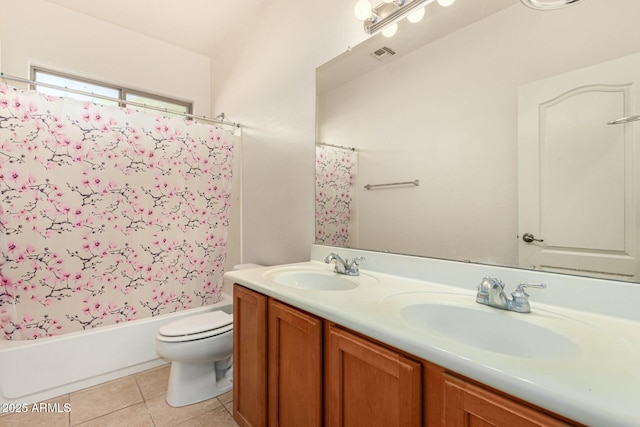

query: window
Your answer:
[31,68,192,118]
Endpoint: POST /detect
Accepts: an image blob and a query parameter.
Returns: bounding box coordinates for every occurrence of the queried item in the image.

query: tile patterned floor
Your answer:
[0,365,238,427]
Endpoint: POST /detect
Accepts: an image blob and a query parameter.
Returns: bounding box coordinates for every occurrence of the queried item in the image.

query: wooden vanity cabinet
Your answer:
[425,363,579,427]
[233,285,322,427]
[442,373,570,427]
[233,285,268,427]
[268,298,323,427]
[233,284,580,427]
[324,323,422,426]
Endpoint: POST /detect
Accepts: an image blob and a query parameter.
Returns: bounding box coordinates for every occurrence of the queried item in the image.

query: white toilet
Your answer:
[155,263,263,407]
[156,309,234,407]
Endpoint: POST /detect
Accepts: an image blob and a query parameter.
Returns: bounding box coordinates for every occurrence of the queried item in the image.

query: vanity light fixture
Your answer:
[354,0,457,37]
[520,0,583,10]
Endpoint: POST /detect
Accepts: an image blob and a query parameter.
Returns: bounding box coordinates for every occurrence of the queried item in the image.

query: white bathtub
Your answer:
[0,292,233,405]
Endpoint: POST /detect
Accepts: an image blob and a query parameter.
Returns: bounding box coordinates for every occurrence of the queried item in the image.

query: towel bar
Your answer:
[364,179,419,190]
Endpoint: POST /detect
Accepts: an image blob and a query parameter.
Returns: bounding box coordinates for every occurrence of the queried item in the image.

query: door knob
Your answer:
[522,233,544,243]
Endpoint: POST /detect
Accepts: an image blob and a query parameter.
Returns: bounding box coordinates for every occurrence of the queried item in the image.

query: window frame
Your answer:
[31,67,193,117]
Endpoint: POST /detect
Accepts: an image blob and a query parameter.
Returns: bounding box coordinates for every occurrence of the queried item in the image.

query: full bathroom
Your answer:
[1,0,640,426]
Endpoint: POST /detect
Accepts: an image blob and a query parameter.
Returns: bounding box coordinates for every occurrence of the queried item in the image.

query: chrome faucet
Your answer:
[476,277,546,313]
[324,253,364,276]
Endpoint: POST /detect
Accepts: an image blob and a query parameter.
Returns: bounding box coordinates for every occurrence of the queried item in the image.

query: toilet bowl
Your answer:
[155,310,233,407]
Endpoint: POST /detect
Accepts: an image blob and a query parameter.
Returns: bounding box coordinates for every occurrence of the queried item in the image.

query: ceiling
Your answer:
[45,0,268,58]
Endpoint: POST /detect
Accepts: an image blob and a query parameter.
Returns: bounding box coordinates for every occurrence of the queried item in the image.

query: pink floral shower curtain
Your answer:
[0,86,236,340]
[315,145,356,246]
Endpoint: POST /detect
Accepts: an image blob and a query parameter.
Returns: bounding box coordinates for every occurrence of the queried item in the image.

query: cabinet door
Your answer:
[325,323,422,427]
[423,360,446,427]
[268,299,322,427]
[443,374,572,427]
[233,285,268,427]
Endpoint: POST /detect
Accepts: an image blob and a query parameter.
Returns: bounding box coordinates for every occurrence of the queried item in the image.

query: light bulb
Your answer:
[382,23,398,37]
[437,0,456,6]
[354,0,373,20]
[407,7,425,23]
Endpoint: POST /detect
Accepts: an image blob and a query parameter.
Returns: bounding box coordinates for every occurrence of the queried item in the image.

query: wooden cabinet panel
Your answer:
[232,285,580,427]
[233,285,268,427]
[268,299,323,427]
[423,360,446,427]
[442,373,572,427]
[325,323,422,427]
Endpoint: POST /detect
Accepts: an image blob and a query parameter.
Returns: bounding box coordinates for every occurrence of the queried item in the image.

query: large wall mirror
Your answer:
[315,0,640,282]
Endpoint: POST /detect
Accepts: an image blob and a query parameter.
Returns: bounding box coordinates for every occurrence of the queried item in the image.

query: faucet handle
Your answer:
[345,256,364,275]
[514,282,546,296]
[510,282,546,313]
[349,256,365,266]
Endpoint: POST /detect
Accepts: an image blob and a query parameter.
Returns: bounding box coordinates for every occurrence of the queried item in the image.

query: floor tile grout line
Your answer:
[69,376,146,427]
[133,373,159,427]
[144,397,158,427]
[0,367,237,427]
[70,402,141,427]
[143,396,160,427]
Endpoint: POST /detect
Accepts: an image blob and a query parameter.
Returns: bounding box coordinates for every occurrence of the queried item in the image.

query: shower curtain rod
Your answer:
[0,72,240,129]
[316,141,357,151]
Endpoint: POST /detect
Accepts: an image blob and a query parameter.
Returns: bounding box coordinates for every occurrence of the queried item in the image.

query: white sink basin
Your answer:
[384,292,584,359]
[401,302,581,358]
[265,267,378,291]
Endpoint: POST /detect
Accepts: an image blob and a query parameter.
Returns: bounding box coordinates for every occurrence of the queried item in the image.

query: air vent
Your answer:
[370,46,396,61]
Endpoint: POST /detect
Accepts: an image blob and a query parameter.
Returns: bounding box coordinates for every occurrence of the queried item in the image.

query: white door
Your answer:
[518,52,640,280]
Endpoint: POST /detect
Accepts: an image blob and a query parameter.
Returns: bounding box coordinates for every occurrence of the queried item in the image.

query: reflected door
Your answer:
[518,52,640,280]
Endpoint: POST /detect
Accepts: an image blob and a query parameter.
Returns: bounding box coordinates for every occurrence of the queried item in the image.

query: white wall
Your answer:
[0,0,211,115]
[317,0,640,266]
[211,0,367,266]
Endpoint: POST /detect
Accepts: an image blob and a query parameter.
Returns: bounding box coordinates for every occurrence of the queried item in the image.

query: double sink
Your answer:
[226,253,640,426]
[263,265,620,361]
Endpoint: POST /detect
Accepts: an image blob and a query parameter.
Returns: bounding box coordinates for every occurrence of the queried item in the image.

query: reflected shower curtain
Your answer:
[315,145,356,246]
[0,86,236,340]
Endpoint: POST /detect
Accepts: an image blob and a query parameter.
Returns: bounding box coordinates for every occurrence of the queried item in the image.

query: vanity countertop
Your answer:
[225,247,640,427]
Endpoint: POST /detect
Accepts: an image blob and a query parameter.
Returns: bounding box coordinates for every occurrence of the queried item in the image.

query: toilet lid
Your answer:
[158,311,233,337]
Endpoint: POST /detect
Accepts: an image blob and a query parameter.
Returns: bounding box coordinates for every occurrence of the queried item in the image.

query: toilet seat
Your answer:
[157,311,233,343]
